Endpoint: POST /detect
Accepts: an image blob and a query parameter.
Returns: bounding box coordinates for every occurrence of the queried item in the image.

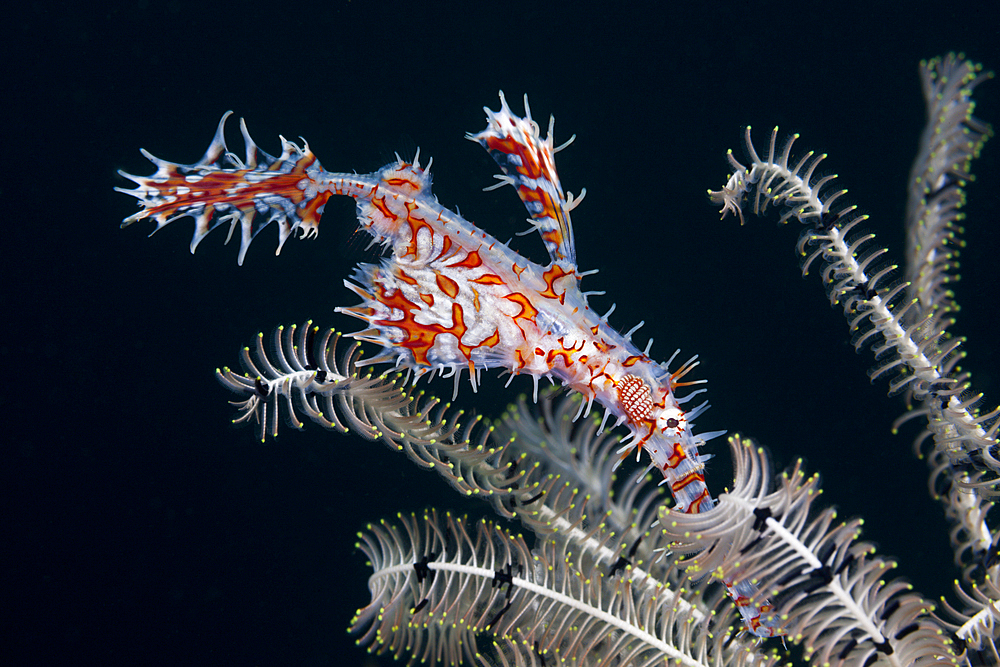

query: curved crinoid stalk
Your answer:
[707,56,997,490]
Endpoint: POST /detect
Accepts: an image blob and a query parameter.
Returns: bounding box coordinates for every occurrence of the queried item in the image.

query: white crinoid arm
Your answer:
[216,322,411,441]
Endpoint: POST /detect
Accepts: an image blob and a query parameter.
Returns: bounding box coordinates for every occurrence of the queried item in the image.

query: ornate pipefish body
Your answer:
[117,94,777,636]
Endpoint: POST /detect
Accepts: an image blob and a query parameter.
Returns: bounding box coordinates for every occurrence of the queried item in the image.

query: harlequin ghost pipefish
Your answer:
[116,93,782,637]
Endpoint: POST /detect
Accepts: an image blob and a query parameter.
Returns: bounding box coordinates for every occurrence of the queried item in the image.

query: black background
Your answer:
[5,1,998,665]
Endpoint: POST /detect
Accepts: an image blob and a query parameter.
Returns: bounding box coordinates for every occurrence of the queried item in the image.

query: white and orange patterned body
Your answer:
[117,94,781,636]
